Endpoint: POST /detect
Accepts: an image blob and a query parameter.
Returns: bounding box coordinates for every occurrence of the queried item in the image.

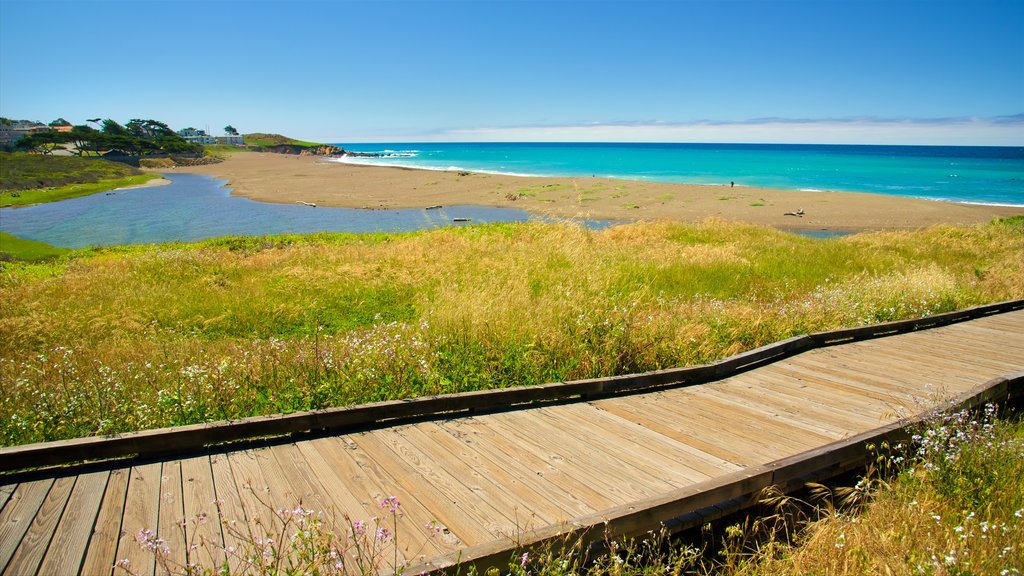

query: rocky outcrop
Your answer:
[263,144,346,156]
[258,144,389,159]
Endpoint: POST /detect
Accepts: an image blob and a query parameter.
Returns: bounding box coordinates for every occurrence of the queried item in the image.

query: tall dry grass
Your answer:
[2,218,1022,445]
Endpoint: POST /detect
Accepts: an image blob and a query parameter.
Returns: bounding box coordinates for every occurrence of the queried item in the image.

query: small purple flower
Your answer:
[352,520,366,536]
[380,495,401,513]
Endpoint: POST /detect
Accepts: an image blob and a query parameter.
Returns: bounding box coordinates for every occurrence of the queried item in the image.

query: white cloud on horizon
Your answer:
[343,116,1024,146]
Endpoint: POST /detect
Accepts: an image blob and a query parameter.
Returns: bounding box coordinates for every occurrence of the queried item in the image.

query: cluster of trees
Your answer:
[16,118,205,156]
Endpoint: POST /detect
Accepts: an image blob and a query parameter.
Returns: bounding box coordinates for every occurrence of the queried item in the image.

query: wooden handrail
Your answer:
[1,298,1021,473]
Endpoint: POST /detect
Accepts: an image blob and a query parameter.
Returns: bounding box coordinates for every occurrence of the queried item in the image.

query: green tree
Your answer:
[16,130,66,155]
[49,118,72,128]
[224,125,238,135]
[66,125,102,156]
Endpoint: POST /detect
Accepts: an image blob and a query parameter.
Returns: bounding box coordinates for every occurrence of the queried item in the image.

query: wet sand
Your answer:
[169,152,1023,231]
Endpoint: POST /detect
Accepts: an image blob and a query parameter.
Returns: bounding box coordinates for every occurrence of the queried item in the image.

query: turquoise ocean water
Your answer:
[333,143,1024,206]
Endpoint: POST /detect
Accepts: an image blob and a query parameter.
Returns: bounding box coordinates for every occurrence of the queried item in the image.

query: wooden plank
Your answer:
[744,372,896,427]
[0,485,13,511]
[80,468,130,576]
[484,410,669,503]
[208,452,248,574]
[678,385,840,446]
[414,421,594,522]
[353,428,510,544]
[527,407,689,490]
[265,444,335,514]
[298,436,454,559]
[784,349,971,401]
[180,456,225,573]
[392,424,564,528]
[635,384,830,454]
[878,336,1024,371]
[781,345,968,393]
[36,471,109,576]
[4,475,75,576]
[157,461,187,570]
[783,354,949,398]
[224,449,283,541]
[116,462,162,576]
[538,404,719,484]
[0,479,54,573]
[701,376,875,435]
[589,391,757,463]
[436,417,619,513]
[758,363,914,412]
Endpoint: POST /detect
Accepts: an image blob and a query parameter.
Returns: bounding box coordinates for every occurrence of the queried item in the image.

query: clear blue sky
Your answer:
[1,0,1022,144]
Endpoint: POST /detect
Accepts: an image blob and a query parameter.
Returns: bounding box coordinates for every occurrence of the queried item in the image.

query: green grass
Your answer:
[202,144,250,158]
[0,152,163,206]
[243,132,322,148]
[0,232,70,261]
[1,219,1022,446]
[0,173,162,206]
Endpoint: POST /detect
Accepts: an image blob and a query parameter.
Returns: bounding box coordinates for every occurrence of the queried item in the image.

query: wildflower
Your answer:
[380,495,401,513]
[352,520,366,536]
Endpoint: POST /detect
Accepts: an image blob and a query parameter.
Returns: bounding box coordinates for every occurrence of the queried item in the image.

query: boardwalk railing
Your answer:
[2,299,1022,474]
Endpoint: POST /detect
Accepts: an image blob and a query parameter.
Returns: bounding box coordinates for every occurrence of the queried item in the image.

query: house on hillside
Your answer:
[216,135,244,145]
[0,119,49,146]
[49,118,73,133]
[176,127,217,145]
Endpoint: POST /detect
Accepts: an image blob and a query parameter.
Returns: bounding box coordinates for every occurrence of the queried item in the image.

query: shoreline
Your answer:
[165,152,1024,232]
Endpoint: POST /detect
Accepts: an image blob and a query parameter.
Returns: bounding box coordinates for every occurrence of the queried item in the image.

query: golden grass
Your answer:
[1,219,1022,445]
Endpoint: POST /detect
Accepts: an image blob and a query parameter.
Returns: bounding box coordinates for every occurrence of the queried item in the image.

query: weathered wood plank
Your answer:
[592,394,767,466]
[36,471,109,576]
[704,375,875,435]
[393,424,565,527]
[354,429,510,544]
[0,479,54,574]
[208,453,247,574]
[4,475,74,576]
[772,359,921,400]
[537,404,714,485]
[156,460,187,570]
[435,418,616,513]
[678,385,840,446]
[80,468,130,576]
[179,456,224,572]
[414,421,591,522]
[305,436,459,556]
[486,410,667,503]
[878,336,1024,372]
[0,485,13,511]
[572,402,742,479]
[115,462,162,576]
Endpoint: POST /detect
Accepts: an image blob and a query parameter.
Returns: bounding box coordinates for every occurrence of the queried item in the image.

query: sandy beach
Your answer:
[169,152,1023,231]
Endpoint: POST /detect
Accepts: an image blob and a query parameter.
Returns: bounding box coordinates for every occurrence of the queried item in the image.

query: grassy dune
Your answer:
[1,218,1022,446]
[0,152,161,206]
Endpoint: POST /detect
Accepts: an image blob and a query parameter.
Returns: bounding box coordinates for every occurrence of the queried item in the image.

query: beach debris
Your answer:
[425,205,443,210]
[784,208,805,217]
[296,200,317,207]
[457,171,471,176]
[452,217,472,222]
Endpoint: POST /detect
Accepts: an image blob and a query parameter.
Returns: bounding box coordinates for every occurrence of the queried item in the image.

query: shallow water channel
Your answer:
[0,173,608,248]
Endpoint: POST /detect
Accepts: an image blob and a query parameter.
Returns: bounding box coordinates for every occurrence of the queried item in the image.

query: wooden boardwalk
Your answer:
[1,303,1022,575]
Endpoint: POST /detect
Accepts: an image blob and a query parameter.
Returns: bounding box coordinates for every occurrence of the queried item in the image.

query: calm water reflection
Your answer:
[0,173,598,248]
